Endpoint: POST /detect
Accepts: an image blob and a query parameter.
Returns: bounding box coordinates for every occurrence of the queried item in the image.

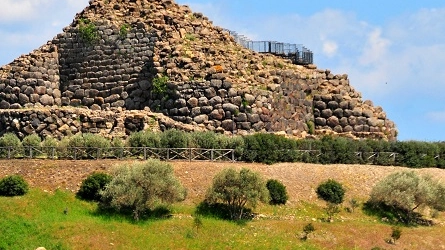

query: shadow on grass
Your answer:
[362,201,433,226]
[90,204,172,224]
[194,201,253,225]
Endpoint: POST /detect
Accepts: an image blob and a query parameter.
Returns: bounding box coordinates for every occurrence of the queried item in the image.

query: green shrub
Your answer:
[128,131,160,148]
[266,179,289,205]
[66,133,111,159]
[223,135,245,158]
[316,179,345,221]
[76,172,112,202]
[190,131,219,149]
[82,133,111,149]
[111,137,125,148]
[205,168,269,220]
[22,134,41,147]
[0,175,29,196]
[242,133,297,164]
[368,171,445,225]
[99,160,186,220]
[318,136,358,164]
[393,141,438,168]
[22,134,42,156]
[316,179,345,204]
[41,137,58,158]
[160,129,190,148]
[0,133,23,157]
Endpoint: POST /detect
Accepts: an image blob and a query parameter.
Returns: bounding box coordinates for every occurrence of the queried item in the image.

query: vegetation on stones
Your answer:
[152,75,169,95]
[300,223,315,241]
[78,18,99,44]
[0,175,29,196]
[76,172,112,202]
[119,23,130,39]
[99,160,186,220]
[266,179,289,205]
[367,171,445,225]
[204,168,269,220]
[388,226,402,244]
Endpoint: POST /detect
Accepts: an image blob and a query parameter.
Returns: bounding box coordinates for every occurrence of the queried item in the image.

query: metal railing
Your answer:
[227,30,313,65]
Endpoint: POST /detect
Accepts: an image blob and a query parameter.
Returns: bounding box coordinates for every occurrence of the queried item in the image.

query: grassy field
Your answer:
[1,188,444,250]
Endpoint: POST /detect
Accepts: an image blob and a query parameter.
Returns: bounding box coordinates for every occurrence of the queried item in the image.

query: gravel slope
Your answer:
[1,159,445,205]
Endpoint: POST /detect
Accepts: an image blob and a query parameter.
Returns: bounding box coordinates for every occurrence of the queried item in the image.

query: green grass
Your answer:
[0,189,444,250]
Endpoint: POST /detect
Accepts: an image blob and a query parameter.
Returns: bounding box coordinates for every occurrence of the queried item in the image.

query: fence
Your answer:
[0,146,442,165]
[227,30,314,65]
[0,146,236,162]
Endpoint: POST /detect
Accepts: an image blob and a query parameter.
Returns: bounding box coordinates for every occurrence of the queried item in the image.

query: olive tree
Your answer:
[99,160,187,220]
[205,168,269,220]
[369,171,445,224]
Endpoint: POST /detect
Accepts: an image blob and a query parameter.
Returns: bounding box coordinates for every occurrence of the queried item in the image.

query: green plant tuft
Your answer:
[152,75,169,95]
[78,18,99,44]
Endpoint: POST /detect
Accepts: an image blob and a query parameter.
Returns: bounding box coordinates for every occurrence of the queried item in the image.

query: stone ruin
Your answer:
[0,0,397,140]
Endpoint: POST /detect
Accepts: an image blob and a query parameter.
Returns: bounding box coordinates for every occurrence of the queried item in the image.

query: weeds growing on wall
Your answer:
[78,18,99,44]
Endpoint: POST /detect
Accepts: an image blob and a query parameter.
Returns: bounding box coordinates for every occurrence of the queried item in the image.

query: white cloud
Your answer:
[358,28,391,66]
[322,40,338,57]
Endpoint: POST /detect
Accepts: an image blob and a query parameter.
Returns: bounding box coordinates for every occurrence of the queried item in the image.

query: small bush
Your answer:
[0,133,23,157]
[391,226,402,242]
[205,168,269,220]
[76,172,112,202]
[300,223,315,241]
[99,160,186,220]
[368,171,445,225]
[127,131,160,148]
[41,136,58,157]
[160,129,190,148]
[266,179,288,205]
[22,134,42,156]
[316,179,345,221]
[22,134,41,147]
[0,175,29,196]
[316,179,345,205]
[242,133,297,164]
[190,131,219,149]
[82,133,111,149]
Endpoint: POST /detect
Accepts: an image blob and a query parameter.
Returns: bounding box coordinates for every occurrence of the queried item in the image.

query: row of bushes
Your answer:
[1,131,445,167]
[241,133,445,168]
[77,160,289,221]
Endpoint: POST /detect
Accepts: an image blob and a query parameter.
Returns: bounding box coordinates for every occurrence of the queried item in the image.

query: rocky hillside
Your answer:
[0,0,397,140]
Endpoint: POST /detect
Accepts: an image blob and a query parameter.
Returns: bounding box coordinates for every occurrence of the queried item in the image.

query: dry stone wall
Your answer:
[0,0,398,141]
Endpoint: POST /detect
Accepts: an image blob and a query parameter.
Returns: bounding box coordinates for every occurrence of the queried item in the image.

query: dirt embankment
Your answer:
[1,159,445,205]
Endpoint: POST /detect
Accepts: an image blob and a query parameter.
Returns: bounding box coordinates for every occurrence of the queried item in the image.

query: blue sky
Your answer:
[1,0,444,141]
